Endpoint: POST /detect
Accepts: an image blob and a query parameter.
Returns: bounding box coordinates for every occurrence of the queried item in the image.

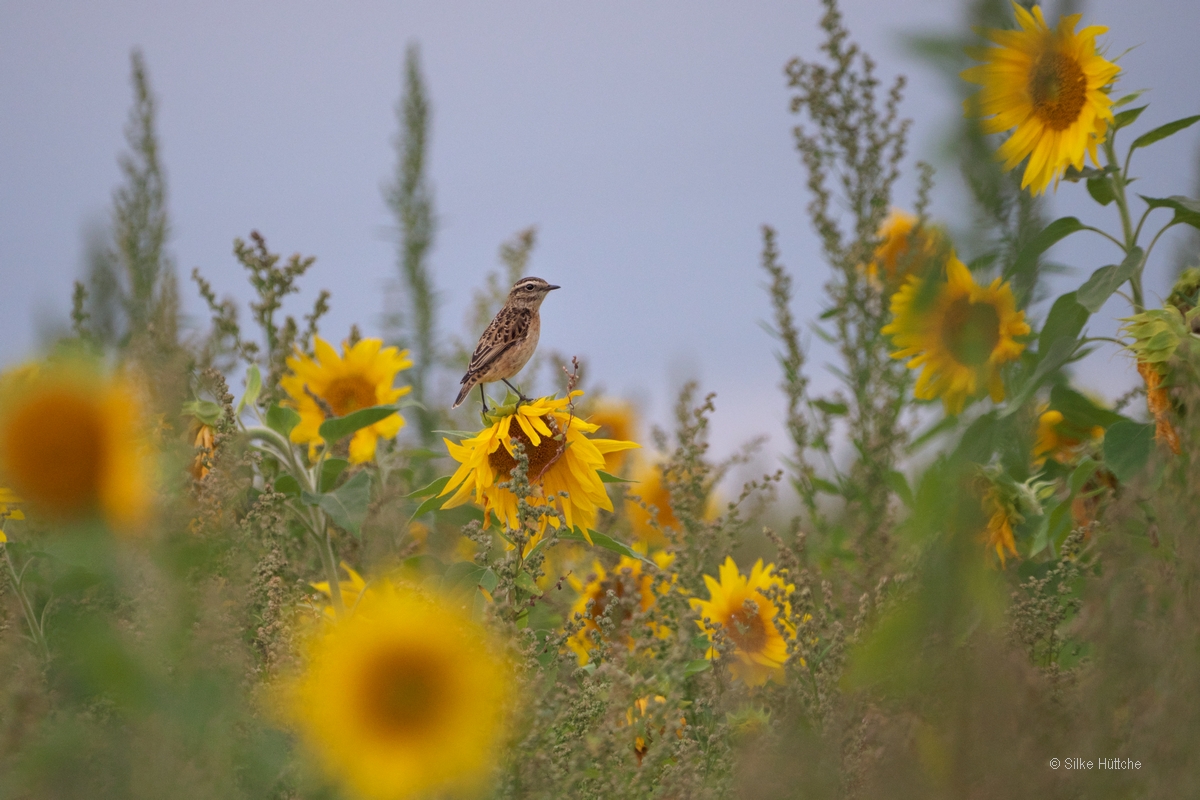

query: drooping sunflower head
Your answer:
[281,336,412,464]
[565,552,673,665]
[283,584,511,800]
[439,392,639,538]
[962,3,1120,194]
[982,487,1020,566]
[0,362,151,532]
[689,557,795,687]
[883,257,1030,415]
[866,209,949,287]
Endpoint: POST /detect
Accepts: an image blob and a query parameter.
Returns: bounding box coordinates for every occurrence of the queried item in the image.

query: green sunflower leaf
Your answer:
[1112,90,1146,108]
[266,404,301,438]
[409,491,448,521]
[597,471,636,484]
[561,528,653,564]
[1006,217,1085,301]
[684,659,713,677]
[1000,338,1080,418]
[274,474,301,497]
[1139,195,1200,231]
[515,571,543,596]
[406,475,451,499]
[1112,104,1147,131]
[236,364,262,416]
[442,561,488,598]
[302,471,371,538]
[1078,246,1144,312]
[1048,385,1126,430]
[480,568,499,594]
[1130,114,1200,152]
[182,399,223,427]
[318,404,400,444]
[1103,420,1155,484]
[1087,174,1115,206]
[1038,291,1090,355]
[320,458,349,492]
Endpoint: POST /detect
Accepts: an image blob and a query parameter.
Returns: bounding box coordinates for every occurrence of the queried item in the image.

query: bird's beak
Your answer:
[546,284,561,291]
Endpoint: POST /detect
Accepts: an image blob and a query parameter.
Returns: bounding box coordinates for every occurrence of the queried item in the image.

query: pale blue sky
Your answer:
[2,0,1198,460]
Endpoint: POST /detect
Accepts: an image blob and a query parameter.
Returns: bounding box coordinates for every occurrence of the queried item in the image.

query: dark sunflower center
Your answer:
[1029,50,1087,131]
[943,297,1001,367]
[358,647,445,739]
[488,416,564,483]
[2,387,105,517]
[322,376,378,416]
[586,572,632,624]
[726,607,768,653]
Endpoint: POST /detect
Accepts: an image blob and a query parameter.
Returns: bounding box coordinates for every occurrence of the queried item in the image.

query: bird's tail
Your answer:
[451,375,475,409]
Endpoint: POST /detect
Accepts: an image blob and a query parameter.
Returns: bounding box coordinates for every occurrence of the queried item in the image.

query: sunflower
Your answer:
[1137,360,1181,455]
[587,399,639,474]
[190,422,215,481]
[626,461,717,549]
[625,695,685,767]
[690,557,795,687]
[566,551,674,665]
[983,487,1019,566]
[439,392,639,542]
[281,336,412,464]
[282,585,510,800]
[962,3,1119,195]
[0,363,151,531]
[866,209,946,288]
[883,256,1030,415]
[1033,407,1103,467]
[0,488,22,542]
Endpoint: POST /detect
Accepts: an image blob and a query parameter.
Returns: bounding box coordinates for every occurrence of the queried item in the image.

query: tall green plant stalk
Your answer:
[87,49,179,354]
[777,0,913,573]
[386,44,439,444]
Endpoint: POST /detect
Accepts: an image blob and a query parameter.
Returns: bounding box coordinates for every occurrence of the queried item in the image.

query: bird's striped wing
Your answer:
[463,306,532,379]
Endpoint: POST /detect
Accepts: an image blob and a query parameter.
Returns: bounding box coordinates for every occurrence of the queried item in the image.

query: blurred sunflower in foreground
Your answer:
[962,3,1119,194]
[282,336,412,463]
[0,363,151,531]
[439,392,639,540]
[566,551,674,665]
[691,557,795,687]
[883,257,1030,415]
[282,585,510,800]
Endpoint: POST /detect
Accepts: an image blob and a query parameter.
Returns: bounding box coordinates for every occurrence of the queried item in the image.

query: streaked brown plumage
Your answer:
[452,277,560,409]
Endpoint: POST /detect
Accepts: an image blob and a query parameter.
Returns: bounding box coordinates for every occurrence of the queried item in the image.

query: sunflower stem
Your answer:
[1,536,50,663]
[318,521,346,619]
[1105,136,1144,311]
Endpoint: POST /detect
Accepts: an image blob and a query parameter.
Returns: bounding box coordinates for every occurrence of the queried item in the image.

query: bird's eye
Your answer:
[525,285,534,291]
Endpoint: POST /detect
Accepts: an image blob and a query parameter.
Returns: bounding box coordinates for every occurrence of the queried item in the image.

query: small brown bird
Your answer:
[453,276,560,410]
